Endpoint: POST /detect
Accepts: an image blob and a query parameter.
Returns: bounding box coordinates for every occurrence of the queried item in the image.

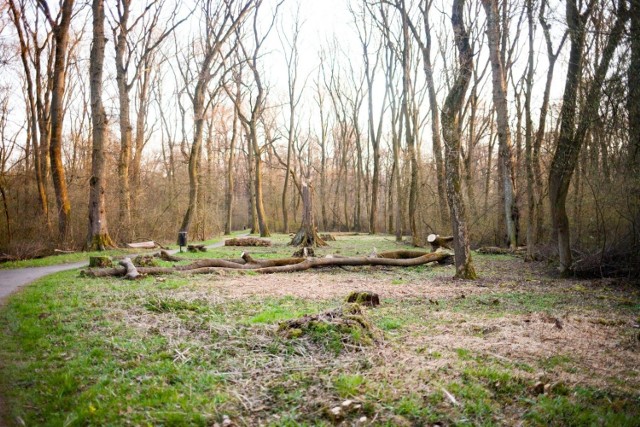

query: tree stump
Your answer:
[427,234,454,251]
[89,256,112,268]
[292,247,315,257]
[345,291,380,307]
[133,255,159,267]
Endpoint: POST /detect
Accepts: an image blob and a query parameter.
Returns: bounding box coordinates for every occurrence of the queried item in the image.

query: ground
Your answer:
[0,234,638,426]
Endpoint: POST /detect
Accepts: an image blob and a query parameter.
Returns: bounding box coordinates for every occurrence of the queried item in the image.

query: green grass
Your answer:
[0,234,638,425]
[0,231,250,269]
[0,248,148,269]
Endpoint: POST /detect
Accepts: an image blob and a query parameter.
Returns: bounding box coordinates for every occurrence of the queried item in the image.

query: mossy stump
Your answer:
[345,291,380,307]
[278,303,379,352]
[133,255,159,267]
[89,256,112,268]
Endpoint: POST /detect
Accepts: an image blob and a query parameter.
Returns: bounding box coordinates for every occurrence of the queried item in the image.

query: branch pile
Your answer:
[81,249,453,279]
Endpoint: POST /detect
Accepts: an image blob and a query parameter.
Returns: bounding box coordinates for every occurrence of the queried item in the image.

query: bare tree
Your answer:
[232,0,283,237]
[549,0,627,274]
[111,0,185,239]
[278,8,303,234]
[7,0,49,224]
[87,0,114,250]
[37,0,74,242]
[441,0,477,279]
[481,0,519,249]
[178,0,256,237]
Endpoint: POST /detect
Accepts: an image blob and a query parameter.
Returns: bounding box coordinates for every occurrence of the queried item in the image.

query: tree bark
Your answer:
[441,0,477,279]
[87,0,115,251]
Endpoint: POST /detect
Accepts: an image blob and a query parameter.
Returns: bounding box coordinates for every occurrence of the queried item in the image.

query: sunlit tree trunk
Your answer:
[39,0,74,242]
[87,0,114,250]
[442,0,477,279]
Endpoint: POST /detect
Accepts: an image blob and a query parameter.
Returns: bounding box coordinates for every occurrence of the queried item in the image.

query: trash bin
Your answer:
[178,231,187,249]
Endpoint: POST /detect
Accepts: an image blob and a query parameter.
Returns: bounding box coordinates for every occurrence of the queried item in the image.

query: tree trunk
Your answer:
[441,0,477,279]
[87,0,115,251]
[629,0,640,166]
[524,0,536,260]
[400,2,420,247]
[180,78,206,234]
[46,0,75,242]
[549,0,626,274]
[225,89,240,235]
[8,1,49,223]
[114,0,133,239]
[291,180,326,247]
[482,0,519,249]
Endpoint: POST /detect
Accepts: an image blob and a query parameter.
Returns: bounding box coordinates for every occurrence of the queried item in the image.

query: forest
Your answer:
[0,1,639,425]
[0,0,639,274]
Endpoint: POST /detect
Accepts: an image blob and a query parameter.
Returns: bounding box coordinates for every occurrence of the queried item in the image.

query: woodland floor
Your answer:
[0,234,638,426]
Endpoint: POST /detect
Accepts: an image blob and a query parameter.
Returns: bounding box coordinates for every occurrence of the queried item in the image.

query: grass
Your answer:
[0,248,148,269]
[0,234,638,425]
[0,230,250,270]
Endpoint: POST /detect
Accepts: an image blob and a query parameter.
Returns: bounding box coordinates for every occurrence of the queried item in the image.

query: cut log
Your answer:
[157,250,184,262]
[378,250,430,259]
[224,237,271,247]
[427,234,454,251]
[119,257,140,280]
[477,246,527,256]
[89,256,112,268]
[126,241,158,249]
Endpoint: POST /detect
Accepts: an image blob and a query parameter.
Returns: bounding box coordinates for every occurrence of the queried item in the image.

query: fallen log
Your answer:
[119,257,140,280]
[126,241,159,249]
[187,244,207,252]
[476,246,527,256]
[83,249,453,278]
[225,237,271,247]
[427,234,454,251]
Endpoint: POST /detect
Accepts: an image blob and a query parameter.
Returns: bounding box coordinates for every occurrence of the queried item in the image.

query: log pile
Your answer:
[81,249,453,279]
[224,237,271,247]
